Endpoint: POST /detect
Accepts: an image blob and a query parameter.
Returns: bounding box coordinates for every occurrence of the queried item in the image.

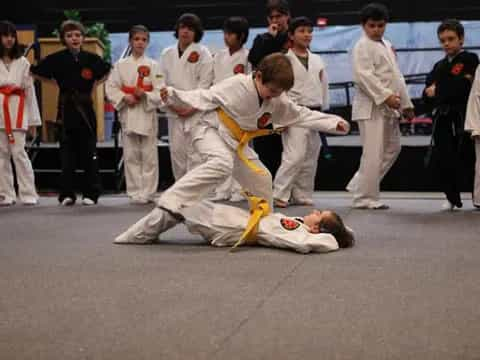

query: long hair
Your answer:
[0,21,23,59]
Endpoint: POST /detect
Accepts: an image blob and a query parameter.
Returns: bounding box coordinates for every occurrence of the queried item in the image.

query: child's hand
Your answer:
[268,23,278,37]
[336,120,350,134]
[160,87,169,103]
[124,94,138,106]
[384,94,401,110]
[425,84,436,98]
[402,108,415,120]
[134,87,145,99]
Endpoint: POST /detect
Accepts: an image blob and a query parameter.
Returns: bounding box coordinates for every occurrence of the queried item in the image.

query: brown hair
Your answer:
[256,53,294,90]
[129,24,150,41]
[174,13,204,43]
[266,0,290,16]
[59,20,86,46]
[0,21,23,59]
[317,211,355,249]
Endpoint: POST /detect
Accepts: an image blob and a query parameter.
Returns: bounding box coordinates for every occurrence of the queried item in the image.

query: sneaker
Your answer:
[441,201,458,211]
[353,201,389,210]
[274,198,289,208]
[61,197,75,206]
[0,198,15,206]
[82,198,96,206]
[22,197,38,206]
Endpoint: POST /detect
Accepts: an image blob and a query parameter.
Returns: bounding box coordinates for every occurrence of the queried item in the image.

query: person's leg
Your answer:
[273,127,309,203]
[122,132,142,200]
[10,131,39,204]
[80,125,101,203]
[0,130,16,204]
[168,116,188,180]
[139,133,159,201]
[58,127,77,204]
[378,117,402,182]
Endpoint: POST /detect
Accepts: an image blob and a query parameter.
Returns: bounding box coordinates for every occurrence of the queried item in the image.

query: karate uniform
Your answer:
[159,42,213,180]
[0,56,41,204]
[30,49,111,203]
[347,35,413,208]
[106,55,162,202]
[212,47,251,200]
[424,51,479,207]
[155,74,348,217]
[115,201,341,254]
[465,66,480,207]
[273,49,330,203]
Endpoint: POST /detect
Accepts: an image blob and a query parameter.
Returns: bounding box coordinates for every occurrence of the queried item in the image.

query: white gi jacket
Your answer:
[105,55,162,136]
[213,47,251,84]
[466,67,480,137]
[351,35,413,121]
[0,57,41,130]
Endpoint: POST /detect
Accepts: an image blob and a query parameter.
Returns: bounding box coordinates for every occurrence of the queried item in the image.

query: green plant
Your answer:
[53,9,112,62]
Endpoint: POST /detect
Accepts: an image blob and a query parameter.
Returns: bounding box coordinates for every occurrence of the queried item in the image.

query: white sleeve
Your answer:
[321,67,330,111]
[105,62,125,111]
[22,63,41,126]
[197,49,214,89]
[398,73,414,110]
[353,42,393,105]
[466,68,480,137]
[144,61,163,112]
[273,95,350,135]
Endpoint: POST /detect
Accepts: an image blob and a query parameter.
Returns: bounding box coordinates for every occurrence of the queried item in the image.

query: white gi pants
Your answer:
[474,137,480,206]
[273,127,321,202]
[347,108,401,207]
[157,125,273,213]
[122,131,159,201]
[0,130,38,203]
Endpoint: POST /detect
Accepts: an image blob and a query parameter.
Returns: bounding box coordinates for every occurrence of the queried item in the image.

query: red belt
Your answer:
[0,85,26,144]
[121,76,153,99]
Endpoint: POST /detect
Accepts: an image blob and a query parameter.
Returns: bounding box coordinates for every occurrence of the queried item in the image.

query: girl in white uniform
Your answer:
[0,21,41,206]
[273,17,330,208]
[106,25,162,204]
[158,13,213,180]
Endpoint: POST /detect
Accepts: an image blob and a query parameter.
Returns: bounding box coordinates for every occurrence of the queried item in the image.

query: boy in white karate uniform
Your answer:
[347,3,414,209]
[114,199,355,254]
[158,13,213,180]
[465,66,480,209]
[273,17,330,208]
[0,21,41,206]
[211,16,251,202]
[118,53,350,237]
[106,25,162,204]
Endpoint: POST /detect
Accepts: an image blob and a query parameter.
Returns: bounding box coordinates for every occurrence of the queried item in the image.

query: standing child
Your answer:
[424,19,479,210]
[465,66,480,209]
[159,13,213,181]
[0,21,41,206]
[106,25,162,204]
[346,3,414,209]
[211,16,251,202]
[31,20,111,206]
[273,17,330,208]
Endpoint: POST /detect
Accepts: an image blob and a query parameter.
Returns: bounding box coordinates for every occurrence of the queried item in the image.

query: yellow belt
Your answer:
[216,108,283,175]
[230,193,271,251]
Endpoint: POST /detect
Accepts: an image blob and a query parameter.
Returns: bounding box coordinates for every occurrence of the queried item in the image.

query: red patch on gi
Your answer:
[137,65,151,78]
[257,112,272,129]
[233,64,245,74]
[451,63,464,75]
[280,218,301,231]
[187,51,200,63]
[81,68,93,80]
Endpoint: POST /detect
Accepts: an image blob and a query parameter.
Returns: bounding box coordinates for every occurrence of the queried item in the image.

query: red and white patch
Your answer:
[137,65,151,78]
[280,218,301,231]
[451,63,464,76]
[233,64,245,74]
[187,51,200,63]
[81,68,93,80]
[257,112,272,129]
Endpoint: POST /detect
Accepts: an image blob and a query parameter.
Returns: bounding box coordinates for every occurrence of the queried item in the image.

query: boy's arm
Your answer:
[105,62,128,110]
[197,49,214,89]
[353,43,394,106]
[144,61,164,112]
[321,66,330,110]
[30,55,57,85]
[465,67,480,137]
[23,67,42,127]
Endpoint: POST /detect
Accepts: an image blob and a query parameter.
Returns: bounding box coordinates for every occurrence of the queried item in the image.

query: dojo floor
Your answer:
[1,193,480,360]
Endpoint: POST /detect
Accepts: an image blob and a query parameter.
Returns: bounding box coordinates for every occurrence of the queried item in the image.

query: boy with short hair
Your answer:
[273,16,330,208]
[347,3,414,210]
[424,19,479,210]
[106,25,162,204]
[31,20,111,206]
[159,13,214,180]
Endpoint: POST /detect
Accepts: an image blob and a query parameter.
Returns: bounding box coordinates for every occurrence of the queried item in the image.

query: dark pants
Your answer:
[58,123,101,203]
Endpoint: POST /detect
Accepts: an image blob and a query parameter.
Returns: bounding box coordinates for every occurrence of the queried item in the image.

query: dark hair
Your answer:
[360,3,389,24]
[174,13,204,43]
[129,24,150,41]
[266,0,290,16]
[437,19,464,39]
[256,53,294,90]
[59,20,86,46]
[289,16,314,34]
[0,21,23,59]
[318,211,355,249]
[223,17,249,46]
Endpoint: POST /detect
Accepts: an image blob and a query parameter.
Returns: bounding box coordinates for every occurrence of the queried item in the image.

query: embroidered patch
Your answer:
[137,65,151,78]
[451,63,464,75]
[257,112,272,129]
[187,51,200,63]
[280,218,301,231]
[233,64,245,74]
[81,68,93,80]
